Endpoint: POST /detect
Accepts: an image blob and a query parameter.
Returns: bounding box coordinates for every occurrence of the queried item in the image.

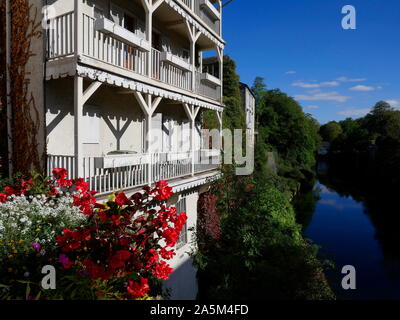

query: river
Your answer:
[297,160,400,300]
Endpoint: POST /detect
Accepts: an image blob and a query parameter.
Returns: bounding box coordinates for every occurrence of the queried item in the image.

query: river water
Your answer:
[300,161,400,300]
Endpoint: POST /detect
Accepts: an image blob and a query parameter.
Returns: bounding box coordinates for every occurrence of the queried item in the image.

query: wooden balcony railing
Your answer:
[47,151,220,195]
[46,10,221,102]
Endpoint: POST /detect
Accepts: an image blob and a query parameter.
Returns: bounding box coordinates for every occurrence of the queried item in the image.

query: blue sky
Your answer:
[222,0,400,124]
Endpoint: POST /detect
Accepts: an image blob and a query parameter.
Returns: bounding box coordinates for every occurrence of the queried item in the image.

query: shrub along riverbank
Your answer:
[194,71,334,300]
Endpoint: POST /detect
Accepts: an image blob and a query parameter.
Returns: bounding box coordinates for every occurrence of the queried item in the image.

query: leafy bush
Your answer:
[195,173,335,300]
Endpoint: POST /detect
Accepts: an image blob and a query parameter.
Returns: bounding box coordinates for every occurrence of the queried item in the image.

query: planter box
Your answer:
[95,18,151,52]
[161,52,192,72]
[167,152,191,161]
[200,73,221,86]
[201,149,220,158]
[199,0,220,20]
[94,154,151,169]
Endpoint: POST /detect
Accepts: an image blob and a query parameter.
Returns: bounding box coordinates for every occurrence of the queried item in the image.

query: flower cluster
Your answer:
[0,168,186,300]
[0,195,85,245]
[55,179,186,299]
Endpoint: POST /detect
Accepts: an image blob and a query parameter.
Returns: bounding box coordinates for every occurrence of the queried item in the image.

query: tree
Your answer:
[319,121,343,143]
[251,77,267,109]
[255,86,321,180]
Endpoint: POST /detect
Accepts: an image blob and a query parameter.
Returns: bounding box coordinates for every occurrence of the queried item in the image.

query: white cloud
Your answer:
[387,99,400,109]
[295,91,351,103]
[292,81,340,89]
[305,105,319,109]
[336,77,367,82]
[285,70,296,75]
[349,85,377,92]
[338,108,371,117]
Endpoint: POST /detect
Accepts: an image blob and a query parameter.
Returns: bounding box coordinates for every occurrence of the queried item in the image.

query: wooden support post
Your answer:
[74,0,82,57]
[183,103,200,176]
[74,78,102,178]
[185,21,201,93]
[74,76,84,178]
[133,91,162,185]
[216,46,224,101]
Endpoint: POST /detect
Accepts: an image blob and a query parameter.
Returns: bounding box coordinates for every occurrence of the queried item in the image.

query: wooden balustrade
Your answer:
[47,151,220,195]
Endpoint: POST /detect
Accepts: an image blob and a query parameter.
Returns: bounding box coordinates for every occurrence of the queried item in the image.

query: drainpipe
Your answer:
[5,0,13,177]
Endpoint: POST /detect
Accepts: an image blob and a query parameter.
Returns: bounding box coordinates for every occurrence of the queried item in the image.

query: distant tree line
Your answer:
[319,101,400,186]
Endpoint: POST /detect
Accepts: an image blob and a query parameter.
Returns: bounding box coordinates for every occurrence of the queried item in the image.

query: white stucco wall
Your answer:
[164,189,200,300]
[46,78,196,157]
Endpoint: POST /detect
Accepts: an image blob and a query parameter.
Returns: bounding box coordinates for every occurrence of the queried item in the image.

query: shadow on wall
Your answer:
[164,257,198,300]
[46,77,144,151]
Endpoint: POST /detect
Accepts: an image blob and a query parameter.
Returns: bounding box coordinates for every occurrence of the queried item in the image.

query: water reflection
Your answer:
[296,158,400,299]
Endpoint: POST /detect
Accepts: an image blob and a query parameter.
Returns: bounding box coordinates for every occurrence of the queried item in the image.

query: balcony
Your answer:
[152,48,192,91]
[46,11,222,103]
[200,72,221,86]
[47,151,221,195]
[179,0,221,36]
[94,17,151,52]
[160,52,192,72]
[195,71,221,102]
[199,0,221,20]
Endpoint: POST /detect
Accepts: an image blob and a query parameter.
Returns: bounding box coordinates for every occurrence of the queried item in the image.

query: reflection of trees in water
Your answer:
[317,156,400,278]
[293,178,320,231]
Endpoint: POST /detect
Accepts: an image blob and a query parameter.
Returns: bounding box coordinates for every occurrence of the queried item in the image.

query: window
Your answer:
[124,13,136,33]
[176,197,187,249]
[181,49,190,62]
[152,32,162,51]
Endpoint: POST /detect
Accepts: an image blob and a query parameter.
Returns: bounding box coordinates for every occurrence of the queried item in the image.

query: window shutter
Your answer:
[151,113,163,152]
[162,116,175,152]
[181,120,191,151]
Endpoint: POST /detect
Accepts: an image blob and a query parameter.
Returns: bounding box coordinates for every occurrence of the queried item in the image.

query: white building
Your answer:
[239,82,256,141]
[8,0,226,300]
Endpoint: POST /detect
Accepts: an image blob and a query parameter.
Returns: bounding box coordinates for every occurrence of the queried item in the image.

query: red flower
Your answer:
[74,178,89,193]
[83,259,109,280]
[162,228,179,247]
[115,192,131,206]
[154,180,173,201]
[127,278,150,299]
[109,250,132,269]
[0,193,7,203]
[145,249,159,267]
[4,186,15,196]
[152,261,173,280]
[174,212,187,232]
[159,248,176,260]
[52,168,68,180]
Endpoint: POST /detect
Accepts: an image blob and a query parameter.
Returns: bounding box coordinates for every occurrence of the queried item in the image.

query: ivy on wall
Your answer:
[0,0,45,176]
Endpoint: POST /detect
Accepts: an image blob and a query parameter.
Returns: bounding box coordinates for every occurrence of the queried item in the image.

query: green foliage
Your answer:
[320,121,343,143]
[222,56,241,100]
[196,68,334,300]
[195,176,334,300]
[222,96,246,131]
[253,80,321,185]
